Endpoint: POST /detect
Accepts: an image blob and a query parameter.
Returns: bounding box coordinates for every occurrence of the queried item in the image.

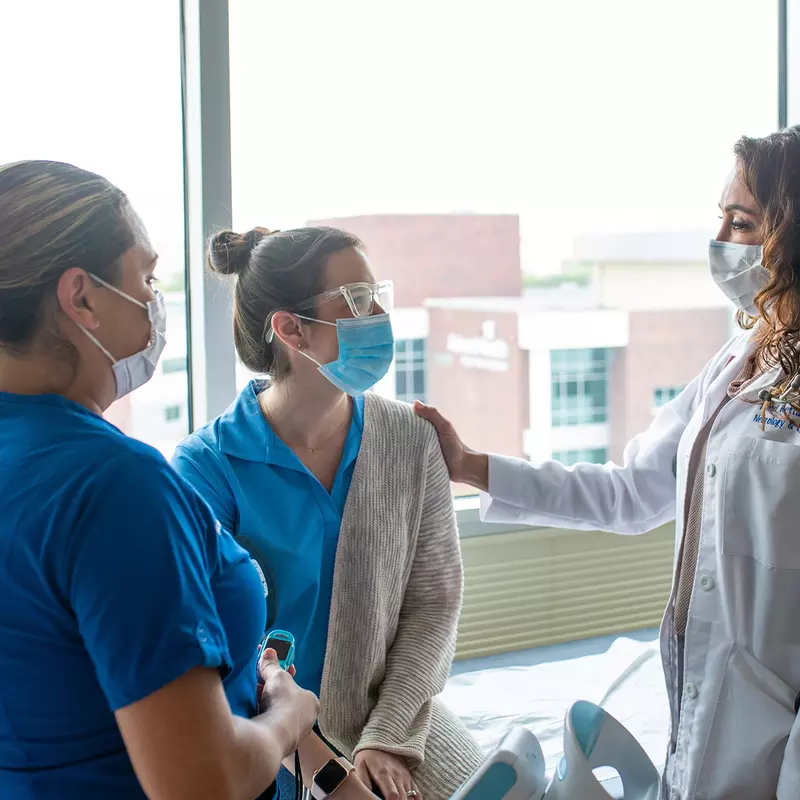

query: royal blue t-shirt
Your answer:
[0,392,266,799]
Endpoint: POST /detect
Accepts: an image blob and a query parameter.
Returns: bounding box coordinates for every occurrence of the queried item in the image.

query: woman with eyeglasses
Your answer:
[172,227,484,800]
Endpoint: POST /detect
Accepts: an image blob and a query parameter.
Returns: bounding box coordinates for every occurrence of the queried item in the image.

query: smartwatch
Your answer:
[311,757,354,800]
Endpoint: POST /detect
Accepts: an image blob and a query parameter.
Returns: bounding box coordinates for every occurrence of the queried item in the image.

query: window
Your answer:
[164,405,182,423]
[395,339,426,404]
[654,387,685,408]
[1,0,188,460]
[550,349,609,427]
[162,358,186,375]
[552,448,608,467]
[228,0,778,494]
[0,0,782,708]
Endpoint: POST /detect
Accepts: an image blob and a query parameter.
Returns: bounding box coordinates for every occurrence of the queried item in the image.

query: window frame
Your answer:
[550,348,610,428]
[395,338,427,404]
[181,0,792,538]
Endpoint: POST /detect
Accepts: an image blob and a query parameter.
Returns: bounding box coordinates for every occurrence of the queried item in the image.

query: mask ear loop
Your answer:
[265,312,336,369]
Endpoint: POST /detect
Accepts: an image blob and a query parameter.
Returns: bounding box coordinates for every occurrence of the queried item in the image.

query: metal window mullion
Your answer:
[787,0,800,126]
[181,0,237,430]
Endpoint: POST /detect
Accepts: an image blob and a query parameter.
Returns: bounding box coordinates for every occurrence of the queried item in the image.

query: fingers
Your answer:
[258,647,281,682]
[260,647,278,664]
[375,772,402,800]
[412,401,451,434]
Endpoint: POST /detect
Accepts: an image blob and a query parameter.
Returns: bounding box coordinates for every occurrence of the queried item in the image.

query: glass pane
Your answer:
[2,1,187,460]
[396,371,408,398]
[229,1,777,669]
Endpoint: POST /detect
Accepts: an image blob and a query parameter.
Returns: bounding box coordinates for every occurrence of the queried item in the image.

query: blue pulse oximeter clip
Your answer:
[263,629,296,671]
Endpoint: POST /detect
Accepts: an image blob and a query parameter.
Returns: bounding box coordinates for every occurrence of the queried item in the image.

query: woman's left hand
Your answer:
[354,749,420,800]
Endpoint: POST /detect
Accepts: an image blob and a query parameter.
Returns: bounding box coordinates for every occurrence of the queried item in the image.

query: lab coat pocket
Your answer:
[721,436,800,568]
[695,644,794,799]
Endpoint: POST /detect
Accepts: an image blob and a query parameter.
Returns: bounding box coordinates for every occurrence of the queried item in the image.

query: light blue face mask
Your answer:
[296,313,395,397]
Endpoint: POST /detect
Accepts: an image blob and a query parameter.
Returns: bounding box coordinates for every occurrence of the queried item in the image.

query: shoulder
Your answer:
[362,394,442,473]
[94,434,173,485]
[699,330,755,386]
[71,438,216,547]
[94,439,196,506]
[363,394,437,448]
[175,416,224,458]
[171,419,240,512]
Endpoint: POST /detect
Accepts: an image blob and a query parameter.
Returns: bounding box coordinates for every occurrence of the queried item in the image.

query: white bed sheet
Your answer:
[441,636,669,775]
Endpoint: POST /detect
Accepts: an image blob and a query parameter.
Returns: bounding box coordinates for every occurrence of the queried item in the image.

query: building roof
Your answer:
[424,284,598,313]
[570,230,713,264]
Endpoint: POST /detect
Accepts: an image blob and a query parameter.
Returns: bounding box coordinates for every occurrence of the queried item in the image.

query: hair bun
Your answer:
[207,226,272,276]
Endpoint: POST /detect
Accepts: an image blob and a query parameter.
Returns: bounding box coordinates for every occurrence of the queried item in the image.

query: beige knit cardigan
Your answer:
[318,394,484,800]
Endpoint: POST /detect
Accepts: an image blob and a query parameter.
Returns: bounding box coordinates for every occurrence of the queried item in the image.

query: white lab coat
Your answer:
[481,332,800,800]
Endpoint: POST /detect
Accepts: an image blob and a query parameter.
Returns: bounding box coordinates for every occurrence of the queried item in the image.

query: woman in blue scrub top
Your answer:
[0,161,323,799]
[172,227,484,800]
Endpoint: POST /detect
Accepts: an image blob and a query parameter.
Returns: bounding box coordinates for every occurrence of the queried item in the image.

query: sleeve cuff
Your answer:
[479,454,538,523]
[106,623,232,711]
[354,734,425,768]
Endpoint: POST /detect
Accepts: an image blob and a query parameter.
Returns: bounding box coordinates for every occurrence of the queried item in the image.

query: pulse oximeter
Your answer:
[264,629,296,671]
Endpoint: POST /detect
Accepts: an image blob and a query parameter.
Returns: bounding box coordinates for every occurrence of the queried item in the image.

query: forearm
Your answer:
[229,699,317,798]
[282,733,376,799]
[226,715,295,800]
[460,450,489,492]
[118,666,310,800]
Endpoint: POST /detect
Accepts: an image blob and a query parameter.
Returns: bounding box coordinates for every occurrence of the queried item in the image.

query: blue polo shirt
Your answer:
[0,392,266,799]
[172,380,364,694]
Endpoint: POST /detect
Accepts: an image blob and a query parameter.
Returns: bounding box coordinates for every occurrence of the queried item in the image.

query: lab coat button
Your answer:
[699,575,716,591]
[706,463,716,478]
[686,682,698,699]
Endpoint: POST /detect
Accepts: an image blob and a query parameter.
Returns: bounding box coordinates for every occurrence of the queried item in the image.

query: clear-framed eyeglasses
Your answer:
[266,281,393,342]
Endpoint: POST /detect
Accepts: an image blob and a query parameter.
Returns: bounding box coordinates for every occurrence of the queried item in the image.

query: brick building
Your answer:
[308,214,523,306]
[112,216,735,474]
[423,230,734,468]
[308,214,524,406]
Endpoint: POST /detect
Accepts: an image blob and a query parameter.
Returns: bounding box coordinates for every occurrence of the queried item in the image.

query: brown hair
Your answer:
[735,125,800,383]
[0,160,135,355]
[207,226,362,379]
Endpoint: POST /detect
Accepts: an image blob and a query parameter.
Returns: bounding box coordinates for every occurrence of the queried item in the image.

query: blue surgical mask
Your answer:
[296,313,395,397]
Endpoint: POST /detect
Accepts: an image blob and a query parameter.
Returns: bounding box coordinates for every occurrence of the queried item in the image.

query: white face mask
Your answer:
[79,274,167,400]
[708,240,770,316]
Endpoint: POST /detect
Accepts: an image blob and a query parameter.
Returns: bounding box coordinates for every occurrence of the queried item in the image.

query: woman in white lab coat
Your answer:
[416,125,800,800]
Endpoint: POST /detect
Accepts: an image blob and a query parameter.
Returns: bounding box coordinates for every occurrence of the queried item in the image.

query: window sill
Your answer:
[454,495,538,538]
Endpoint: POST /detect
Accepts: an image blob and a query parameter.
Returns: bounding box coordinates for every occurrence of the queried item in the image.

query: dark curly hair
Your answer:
[735,125,800,385]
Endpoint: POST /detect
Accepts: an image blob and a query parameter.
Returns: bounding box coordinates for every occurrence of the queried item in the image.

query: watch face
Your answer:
[315,760,348,794]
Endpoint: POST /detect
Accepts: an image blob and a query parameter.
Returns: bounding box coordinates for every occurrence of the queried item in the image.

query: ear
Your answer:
[270,311,306,352]
[56,268,102,331]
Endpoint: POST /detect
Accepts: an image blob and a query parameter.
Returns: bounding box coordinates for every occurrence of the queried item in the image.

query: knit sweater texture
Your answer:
[318,394,483,800]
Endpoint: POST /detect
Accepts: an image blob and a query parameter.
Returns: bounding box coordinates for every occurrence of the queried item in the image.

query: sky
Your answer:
[2,0,780,280]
